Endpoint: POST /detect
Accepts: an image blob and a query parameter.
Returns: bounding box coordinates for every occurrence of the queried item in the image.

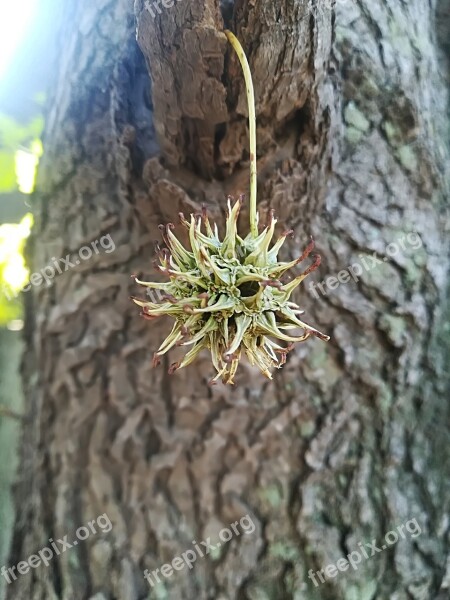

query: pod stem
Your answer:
[224,30,258,238]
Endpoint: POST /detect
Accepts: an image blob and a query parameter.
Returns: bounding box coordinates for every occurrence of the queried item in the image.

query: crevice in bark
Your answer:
[220,0,234,28]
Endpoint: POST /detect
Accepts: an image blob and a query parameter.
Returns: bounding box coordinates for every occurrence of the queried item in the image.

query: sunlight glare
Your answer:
[15,139,43,194]
[0,0,39,80]
[0,213,33,291]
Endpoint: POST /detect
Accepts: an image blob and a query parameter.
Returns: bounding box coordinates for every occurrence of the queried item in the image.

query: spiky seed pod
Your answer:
[132,196,329,385]
[132,30,329,384]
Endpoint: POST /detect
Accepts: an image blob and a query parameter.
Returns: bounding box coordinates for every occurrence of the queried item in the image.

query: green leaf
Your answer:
[0,113,44,193]
[0,151,16,193]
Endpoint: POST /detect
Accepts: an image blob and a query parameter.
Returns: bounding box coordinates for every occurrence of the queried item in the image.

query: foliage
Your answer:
[0,214,33,326]
[0,110,43,326]
[0,112,44,194]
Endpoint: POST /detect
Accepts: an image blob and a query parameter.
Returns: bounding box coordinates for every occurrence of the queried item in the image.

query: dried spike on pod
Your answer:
[161,293,177,303]
[297,237,315,262]
[223,352,237,364]
[261,279,282,289]
[140,311,157,321]
[168,362,180,375]
[266,209,276,227]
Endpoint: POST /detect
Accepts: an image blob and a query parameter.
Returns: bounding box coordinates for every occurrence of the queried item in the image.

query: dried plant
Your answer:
[131,30,329,384]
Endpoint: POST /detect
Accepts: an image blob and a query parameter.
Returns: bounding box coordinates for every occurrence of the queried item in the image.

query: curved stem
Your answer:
[224,30,258,238]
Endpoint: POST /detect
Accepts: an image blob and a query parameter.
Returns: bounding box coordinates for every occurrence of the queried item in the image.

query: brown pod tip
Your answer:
[266,209,275,226]
[261,279,282,289]
[162,293,177,303]
[311,330,330,342]
[168,362,179,375]
[298,238,315,262]
[141,312,157,321]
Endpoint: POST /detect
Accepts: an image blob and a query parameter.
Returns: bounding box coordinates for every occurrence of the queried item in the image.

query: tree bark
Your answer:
[7,0,449,599]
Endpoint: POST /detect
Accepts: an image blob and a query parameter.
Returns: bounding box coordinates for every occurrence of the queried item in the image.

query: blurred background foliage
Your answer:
[0,111,42,327]
[0,3,56,597]
[0,111,43,193]
[0,214,34,326]
[0,0,54,330]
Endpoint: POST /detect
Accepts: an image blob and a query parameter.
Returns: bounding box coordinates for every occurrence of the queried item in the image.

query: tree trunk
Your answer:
[7,1,449,599]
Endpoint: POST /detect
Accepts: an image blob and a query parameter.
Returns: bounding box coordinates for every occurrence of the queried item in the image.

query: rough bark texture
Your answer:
[7,1,449,599]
